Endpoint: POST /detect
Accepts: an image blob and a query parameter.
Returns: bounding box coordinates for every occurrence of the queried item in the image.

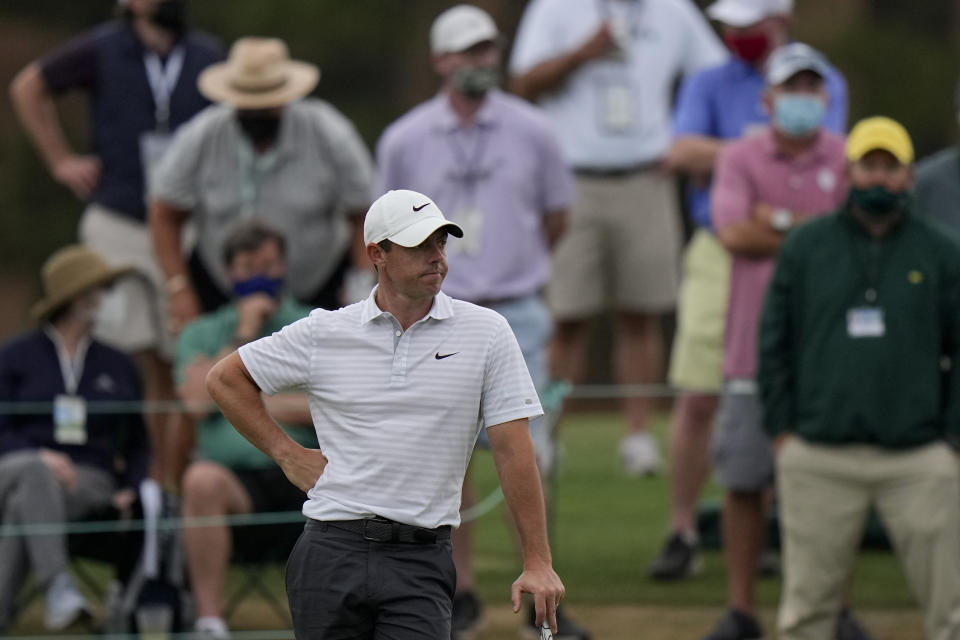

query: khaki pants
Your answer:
[777,437,960,640]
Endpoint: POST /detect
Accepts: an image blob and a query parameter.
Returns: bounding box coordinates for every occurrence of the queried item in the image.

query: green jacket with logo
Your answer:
[758,205,960,448]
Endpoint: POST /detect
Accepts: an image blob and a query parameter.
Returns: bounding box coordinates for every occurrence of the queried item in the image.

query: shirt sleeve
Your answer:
[710,143,754,229]
[676,0,728,75]
[823,67,849,135]
[508,0,562,75]
[149,107,213,209]
[237,314,314,395]
[758,237,801,436]
[39,31,98,94]
[672,70,715,137]
[316,103,374,214]
[481,316,543,429]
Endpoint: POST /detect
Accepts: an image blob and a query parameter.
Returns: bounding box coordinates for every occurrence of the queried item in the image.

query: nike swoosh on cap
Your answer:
[413,202,430,212]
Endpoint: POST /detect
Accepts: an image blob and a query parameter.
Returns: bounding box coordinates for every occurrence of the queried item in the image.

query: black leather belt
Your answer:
[312,516,451,544]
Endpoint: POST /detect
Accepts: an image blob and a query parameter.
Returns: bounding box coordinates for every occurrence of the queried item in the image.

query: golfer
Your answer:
[206,189,565,638]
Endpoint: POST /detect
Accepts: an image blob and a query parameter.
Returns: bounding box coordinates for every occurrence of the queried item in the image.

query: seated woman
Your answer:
[0,245,150,633]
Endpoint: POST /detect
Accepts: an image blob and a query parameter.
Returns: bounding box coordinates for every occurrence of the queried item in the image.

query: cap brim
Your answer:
[388,219,464,248]
[767,62,828,86]
[846,138,912,165]
[198,62,320,109]
[436,28,500,54]
[706,1,765,27]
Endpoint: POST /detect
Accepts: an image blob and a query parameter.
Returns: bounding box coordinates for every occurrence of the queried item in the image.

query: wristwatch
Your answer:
[770,208,794,232]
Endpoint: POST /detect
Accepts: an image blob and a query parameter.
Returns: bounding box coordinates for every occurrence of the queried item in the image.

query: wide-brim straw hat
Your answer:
[199,37,320,110]
[31,245,133,321]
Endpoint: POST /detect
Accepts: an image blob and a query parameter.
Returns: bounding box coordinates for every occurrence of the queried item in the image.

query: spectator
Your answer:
[0,246,149,633]
[174,221,315,640]
[705,44,850,640]
[914,76,960,235]
[375,6,581,638]
[651,0,847,580]
[509,0,727,475]
[9,0,221,486]
[759,116,960,640]
[149,37,373,331]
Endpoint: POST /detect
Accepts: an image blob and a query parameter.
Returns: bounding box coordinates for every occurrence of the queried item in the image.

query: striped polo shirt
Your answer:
[238,287,543,529]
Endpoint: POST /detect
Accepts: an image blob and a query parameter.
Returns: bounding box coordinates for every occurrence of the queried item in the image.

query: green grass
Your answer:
[467,410,916,610]
[9,410,920,635]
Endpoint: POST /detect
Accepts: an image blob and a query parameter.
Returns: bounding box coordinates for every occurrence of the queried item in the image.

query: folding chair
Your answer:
[223,513,305,625]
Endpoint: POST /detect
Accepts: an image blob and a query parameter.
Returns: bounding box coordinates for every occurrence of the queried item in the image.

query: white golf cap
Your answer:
[364,190,464,248]
[765,42,829,86]
[430,4,499,54]
[706,0,793,27]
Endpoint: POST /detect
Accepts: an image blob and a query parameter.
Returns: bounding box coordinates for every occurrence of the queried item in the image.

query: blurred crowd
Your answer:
[3,0,960,639]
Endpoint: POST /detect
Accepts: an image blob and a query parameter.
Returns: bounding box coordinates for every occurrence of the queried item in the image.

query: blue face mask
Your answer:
[773,94,826,138]
[232,276,284,299]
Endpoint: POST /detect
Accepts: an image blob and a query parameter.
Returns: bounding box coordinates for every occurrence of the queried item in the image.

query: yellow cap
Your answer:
[845,116,914,165]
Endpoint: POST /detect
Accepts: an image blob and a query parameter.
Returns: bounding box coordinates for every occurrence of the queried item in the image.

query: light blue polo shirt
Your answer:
[672,57,848,229]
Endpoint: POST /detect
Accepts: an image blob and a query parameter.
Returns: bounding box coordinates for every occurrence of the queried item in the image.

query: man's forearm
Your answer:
[666,136,725,178]
[148,200,189,281]
[716,221,783,257]
[489,420,553,568]
[510,50,584,102]
[10,63,73,170]
[206,352,299,463]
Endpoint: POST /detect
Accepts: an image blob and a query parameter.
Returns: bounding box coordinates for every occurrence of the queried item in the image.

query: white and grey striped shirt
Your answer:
[238,288,543,528]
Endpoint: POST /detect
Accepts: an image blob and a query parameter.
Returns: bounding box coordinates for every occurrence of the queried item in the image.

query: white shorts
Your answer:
[79,204,175,360]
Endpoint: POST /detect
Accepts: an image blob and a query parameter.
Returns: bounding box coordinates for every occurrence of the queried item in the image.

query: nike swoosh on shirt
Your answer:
[435,352,459,360]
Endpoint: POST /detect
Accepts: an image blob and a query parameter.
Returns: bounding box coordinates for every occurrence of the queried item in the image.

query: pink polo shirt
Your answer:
[712,128,848,379]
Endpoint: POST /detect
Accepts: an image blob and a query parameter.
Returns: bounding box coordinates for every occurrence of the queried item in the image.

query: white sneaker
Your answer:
[619,431,662,476]
[194,616,231,640]
[44,572,92,630]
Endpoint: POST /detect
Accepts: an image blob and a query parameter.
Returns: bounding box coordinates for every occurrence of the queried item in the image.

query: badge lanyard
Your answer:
[446,125,492,208]
[143,46,185,133]
[848,230,893,304]
[46,326,90,395]
[594,0,642,133]
[45,327,92,445]
[446,124,491,255]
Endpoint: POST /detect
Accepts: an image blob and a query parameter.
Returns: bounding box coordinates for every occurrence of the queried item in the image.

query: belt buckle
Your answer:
[361,517,398,543]
[360,518,383,542]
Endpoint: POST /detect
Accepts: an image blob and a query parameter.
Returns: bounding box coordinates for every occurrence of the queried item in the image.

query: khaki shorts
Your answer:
[667,229,731,392]
[547,171,682,319]
[79,204,175,359]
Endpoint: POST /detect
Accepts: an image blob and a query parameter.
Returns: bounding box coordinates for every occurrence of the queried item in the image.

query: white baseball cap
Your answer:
[765,43,829,86]
[430,4,499,55]
[364,190,464,247]
[706,0,793,27]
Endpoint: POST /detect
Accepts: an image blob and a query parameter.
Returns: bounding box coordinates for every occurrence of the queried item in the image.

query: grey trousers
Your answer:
[0,450,116,628]
[286,521,456,639]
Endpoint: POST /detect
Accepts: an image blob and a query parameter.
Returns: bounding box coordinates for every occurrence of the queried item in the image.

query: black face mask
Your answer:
[237,114,282,146]
[150,0,187,35]
[848,186,910,221]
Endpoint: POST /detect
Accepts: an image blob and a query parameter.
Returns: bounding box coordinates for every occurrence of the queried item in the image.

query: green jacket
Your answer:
[758,205,960,448]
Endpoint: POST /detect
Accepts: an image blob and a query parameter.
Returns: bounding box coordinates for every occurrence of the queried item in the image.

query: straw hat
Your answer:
[31,246,132,321]
[198,38,320,109]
